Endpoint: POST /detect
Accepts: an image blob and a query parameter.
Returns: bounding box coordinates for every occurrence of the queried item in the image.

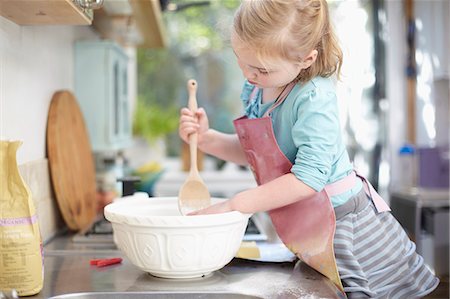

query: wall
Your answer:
[0,18,99,164]
[0,17,138,241]
[0,17,98,241]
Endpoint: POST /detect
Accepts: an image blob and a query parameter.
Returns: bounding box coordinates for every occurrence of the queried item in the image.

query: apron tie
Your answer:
[325,171,391,213]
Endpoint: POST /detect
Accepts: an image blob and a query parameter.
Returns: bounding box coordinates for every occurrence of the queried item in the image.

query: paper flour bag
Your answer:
[0,141,43,296]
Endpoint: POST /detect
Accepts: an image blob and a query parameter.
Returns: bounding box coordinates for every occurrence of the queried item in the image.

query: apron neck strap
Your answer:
[263,82,296,117]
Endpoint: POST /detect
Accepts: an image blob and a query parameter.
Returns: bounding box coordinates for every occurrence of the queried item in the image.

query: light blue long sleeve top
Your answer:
[240,77,362,207]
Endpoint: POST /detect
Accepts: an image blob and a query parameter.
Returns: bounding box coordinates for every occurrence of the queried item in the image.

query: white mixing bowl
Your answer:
[104,194,250,279]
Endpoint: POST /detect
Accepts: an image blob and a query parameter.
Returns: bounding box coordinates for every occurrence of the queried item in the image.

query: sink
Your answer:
[48,292,263,299]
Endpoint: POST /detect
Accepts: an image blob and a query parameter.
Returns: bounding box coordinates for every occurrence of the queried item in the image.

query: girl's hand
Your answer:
[188,200,233,215]
[178,107,209,145]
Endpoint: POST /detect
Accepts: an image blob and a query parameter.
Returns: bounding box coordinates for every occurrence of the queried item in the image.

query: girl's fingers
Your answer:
[179,123,200,142]
[180,107,193,115]
[182,126,199,136]
[187,201,232,216]
[179,115,197,124]
[179,120,200,131]
[179,106,208,143]
[195,107,205,116]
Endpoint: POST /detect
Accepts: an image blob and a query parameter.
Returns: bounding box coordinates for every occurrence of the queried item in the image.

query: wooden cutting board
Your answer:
[46,90,97,231]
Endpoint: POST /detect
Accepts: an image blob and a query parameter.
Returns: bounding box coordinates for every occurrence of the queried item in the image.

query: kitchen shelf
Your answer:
[128,0,166,48]
[0,0,92,25]
[93,0,166,49]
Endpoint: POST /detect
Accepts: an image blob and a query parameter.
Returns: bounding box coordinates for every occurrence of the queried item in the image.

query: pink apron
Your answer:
[233,83,390,293]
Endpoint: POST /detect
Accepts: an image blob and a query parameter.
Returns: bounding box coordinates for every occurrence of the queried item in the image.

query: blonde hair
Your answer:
[233,0,343,83]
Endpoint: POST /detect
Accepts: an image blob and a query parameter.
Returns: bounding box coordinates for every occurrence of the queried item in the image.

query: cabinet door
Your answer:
[76,41,130,152]
[107,47,129,147]
[108,52,120,145]
[118,56,130,142]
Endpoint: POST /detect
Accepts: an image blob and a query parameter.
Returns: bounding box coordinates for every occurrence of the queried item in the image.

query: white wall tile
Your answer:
[19,159,64,242]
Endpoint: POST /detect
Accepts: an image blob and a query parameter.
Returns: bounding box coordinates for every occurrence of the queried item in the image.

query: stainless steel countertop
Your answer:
[29,232,343,299]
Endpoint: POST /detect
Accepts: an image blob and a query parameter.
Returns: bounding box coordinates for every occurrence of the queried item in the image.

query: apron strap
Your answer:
[356,171,391,212]
[324,171,391,213]
[247,82,296,117]
[324,171,358,197]
[263,82,297,117]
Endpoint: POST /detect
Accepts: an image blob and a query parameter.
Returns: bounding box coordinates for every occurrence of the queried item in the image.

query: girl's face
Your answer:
[231,34,302,89]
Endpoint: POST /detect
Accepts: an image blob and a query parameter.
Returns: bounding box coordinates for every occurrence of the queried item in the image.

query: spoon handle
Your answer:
[187,79,198,173]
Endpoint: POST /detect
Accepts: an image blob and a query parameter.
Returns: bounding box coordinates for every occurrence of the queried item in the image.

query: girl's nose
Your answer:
[243,66,257,80]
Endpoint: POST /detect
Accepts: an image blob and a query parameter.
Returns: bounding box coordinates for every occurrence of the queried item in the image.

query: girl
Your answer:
[178,0,439,297]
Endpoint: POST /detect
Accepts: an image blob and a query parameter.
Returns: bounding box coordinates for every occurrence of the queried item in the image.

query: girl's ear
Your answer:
[300,50,318,69]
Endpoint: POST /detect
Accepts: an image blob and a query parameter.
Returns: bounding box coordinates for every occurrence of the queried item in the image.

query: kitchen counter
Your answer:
[30,232,344,299]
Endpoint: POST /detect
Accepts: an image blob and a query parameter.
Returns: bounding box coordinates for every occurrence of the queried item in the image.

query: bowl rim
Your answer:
[104,196,251,227]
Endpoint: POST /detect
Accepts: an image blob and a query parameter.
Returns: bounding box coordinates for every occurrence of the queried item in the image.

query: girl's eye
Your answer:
[258,69,269,75]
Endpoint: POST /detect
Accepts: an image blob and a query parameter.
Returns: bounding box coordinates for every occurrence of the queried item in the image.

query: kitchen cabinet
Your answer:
[75,41,131,152]
[0,0,92,25]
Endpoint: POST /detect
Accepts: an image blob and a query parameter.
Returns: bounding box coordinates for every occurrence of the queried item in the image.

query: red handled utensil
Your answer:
[90,257,122,267]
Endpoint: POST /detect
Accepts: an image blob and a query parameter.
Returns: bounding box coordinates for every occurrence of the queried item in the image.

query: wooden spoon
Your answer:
[178,79,211,215]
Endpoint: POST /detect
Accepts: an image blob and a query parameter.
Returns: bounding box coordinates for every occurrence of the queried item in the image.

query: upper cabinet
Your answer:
[75,41,131,152]
[0,0,93,25]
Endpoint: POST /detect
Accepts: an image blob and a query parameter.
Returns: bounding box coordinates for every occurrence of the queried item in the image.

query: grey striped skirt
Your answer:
[333,190,439,298]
